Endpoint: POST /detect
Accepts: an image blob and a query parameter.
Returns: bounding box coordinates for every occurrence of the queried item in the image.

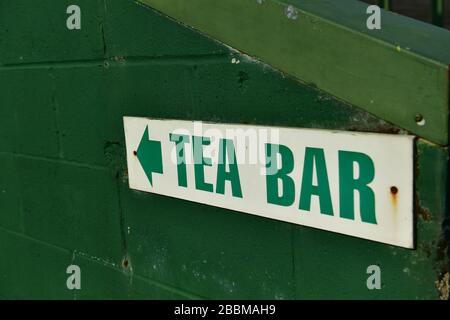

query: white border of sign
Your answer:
[124,117,414,249]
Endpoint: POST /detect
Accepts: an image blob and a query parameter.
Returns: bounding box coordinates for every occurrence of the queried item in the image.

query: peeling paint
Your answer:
[284,5,298,20]
[435,272,449,300]
[74,250,118,268]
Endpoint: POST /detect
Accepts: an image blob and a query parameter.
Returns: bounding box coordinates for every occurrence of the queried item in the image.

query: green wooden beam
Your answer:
[137,0,450,145]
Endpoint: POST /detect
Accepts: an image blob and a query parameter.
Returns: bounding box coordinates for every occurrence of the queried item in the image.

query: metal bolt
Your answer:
[415,114,426,126]
[390,186,398,195]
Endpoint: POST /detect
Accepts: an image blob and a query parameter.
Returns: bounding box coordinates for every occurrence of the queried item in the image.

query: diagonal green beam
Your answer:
[137,0,450,145]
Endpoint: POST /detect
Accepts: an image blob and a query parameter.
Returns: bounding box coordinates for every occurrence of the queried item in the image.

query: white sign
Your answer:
[124,117,414,248]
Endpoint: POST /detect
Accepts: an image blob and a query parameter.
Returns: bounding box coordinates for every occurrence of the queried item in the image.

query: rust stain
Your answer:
[390,186,398,212]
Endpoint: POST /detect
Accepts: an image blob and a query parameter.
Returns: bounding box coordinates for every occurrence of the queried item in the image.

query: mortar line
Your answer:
[0,151,109,171]
[0,53,230,71]
[0,225,203,299]
[291,224,297,299]
[115,176,129,261]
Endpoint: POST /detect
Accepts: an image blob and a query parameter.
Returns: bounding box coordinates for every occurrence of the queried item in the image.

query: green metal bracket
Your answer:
[137,0,450,146]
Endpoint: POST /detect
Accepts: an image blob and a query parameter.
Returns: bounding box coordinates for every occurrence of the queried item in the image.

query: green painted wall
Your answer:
[0,0,448,299]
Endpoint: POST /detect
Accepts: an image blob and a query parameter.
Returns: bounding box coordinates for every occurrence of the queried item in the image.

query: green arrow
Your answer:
[136,126,163,186]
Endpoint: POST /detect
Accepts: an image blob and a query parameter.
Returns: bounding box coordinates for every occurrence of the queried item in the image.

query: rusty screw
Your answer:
[390,186,398,195]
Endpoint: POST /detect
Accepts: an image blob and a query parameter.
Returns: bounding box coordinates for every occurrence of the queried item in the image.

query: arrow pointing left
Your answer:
[136,126,163,187]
